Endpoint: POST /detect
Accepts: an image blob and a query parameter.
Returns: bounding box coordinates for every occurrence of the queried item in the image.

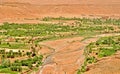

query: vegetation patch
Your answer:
[0,17,120,73]
[77,35,120,74]
[0,50,43,74]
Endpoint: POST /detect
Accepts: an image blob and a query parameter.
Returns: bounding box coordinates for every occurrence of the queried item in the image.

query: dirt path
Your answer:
[37,33,120,74]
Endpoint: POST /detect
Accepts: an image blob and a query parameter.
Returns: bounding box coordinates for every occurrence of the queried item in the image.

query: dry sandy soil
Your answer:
[0,0,120,23]
[37,33,120,74]
[38,37,85,74]
[85,51,120,74]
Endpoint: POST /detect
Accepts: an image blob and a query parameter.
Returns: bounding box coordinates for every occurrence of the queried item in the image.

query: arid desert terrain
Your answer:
[0,0,120,23]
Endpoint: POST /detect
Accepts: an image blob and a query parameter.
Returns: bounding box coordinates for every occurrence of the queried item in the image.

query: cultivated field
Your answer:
[0,17,120,74]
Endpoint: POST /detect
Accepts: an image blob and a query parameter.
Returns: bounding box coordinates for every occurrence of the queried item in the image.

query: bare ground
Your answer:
[1,0,120,23]
[37,33,120,74]
[85,51,120,74]
[38,37,85,74]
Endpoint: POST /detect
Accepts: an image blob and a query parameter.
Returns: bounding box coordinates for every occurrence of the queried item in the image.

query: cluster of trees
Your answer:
[21,55,43,68]
[96,37,115,45]
[0,19,119,45]
[10,60,22,72]
[1,20,118,37]
[10,66,22,72]
[98,48,116,57]
[0,41,26,49]
[42,17,120,25]
[0,50,22,59]
[0,54,43,72]
[1,59,11,68]
[0,23,73,37]
[87,36,120,58]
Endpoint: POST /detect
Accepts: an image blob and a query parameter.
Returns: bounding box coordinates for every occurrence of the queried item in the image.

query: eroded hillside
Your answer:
[0,0,120,23]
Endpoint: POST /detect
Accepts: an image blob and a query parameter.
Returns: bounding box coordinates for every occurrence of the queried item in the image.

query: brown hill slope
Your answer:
[1,0,120,5]
[85,51,120,74]
[0,0,120,23]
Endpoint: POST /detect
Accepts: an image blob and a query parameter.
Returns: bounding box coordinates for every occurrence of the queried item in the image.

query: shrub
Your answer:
[86,56,97,64]
[26,52,32,57]
[28,63,33,69]
[98,48,116,58]
[10,66,22,72]
[77,69,81,74]
[81,65,86,72]
[1,59,11,68]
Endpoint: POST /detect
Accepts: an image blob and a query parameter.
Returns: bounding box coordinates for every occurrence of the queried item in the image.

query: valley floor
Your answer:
[38,33,120,74]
